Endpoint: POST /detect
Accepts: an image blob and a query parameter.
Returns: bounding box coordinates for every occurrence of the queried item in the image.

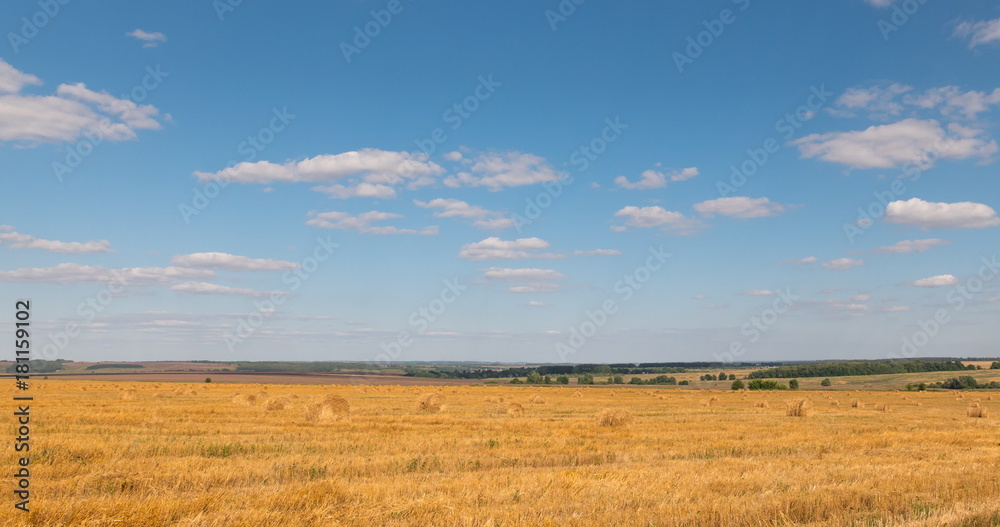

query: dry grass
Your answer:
[595,408,634,427]
[232,394,257,406]
[754,400,769,408]
[786,399,813,417]
[416,392,445,412]
[8,381,1000,527]
[528,394,547,404]
[120,389,138,401]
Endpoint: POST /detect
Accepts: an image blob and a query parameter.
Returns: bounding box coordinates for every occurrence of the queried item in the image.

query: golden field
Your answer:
[4,380,1000,527]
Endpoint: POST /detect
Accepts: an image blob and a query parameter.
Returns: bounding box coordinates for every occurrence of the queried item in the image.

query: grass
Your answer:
[4,380,999,526]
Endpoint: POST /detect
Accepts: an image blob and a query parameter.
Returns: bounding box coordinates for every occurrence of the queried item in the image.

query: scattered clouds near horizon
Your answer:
[306,210,438,235]
[693,197,786,219]
[126,29,167,48]
[779,256,818,265]
[572,249,621,256]
[414,198,513,230]
[171,281,274,298]
[872,238,952,254]
[0,226,113,253]
[615,166,698,190]
[832,84,1000,121]
[822,258,864,271]
[443,151,562,190]
[170,252,300,271]
[912,274,959,287]
[0,59,165,144]
[613,206,702,234]
[954,18,1000,49]
[459,237,561,261]
[480,267,566,294]
[885,198,1000,229]
[0,263,214,285]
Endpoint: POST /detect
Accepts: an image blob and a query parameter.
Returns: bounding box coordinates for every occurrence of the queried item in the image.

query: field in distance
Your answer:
[6,380,999,526]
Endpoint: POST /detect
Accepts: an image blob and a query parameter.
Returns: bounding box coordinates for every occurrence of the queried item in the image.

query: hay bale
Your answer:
[851,399,864,409]
[572,391,583,398]
[875,403,891,412]
[831,400,840,406]
[786,399,813,417]
[595,408,634,427]
[968,406,989,418]
[265,396,290,411]
[754,400,769,408]
[305,395,350,423]
[120,389,138,401]
[233,394,257,406]
[528,394,546,405]
[416,393,445,412]
[505,403,524,416]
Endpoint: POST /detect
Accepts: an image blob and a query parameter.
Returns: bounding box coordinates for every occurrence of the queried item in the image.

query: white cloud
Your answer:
[459,237,561,261]
[527,301,547,307]
[779,256,818,265]
[0,227,113,253]
[693,197,785,219]
[614,206,702,233]
[480,267,566,293]
[912,274,959,287]
[0,263,215,285]
[443,151,463,161]
[171,282,273,298]
[834,83,912,118]
[903,86,1000,120]
[306,210,438,235]
[822,258,864,271]
[126,29,167,47]
[442,151,561,190]
[885,198,1000,229]
[872,238,952,253]
[194,150,444,194]
[414,198,513,229]
[954,18,1000,48]
[615,167,698,190]
[863,0,894,6]
[791,119,998,169]
[572,249,621,256]
[742,290,774,296]
[170,252,300,271]
[0,59,165,144]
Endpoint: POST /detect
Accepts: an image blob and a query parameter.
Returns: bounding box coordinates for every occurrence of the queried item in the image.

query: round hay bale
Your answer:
[305,395,350,423]
[506,403,524,416]
[851,399,864,409]
[754,400,769,408]
[416,393,445,412]
[265,396,291,411]
[528,394,546,405]
[786,399,813,417]
[875,403,891,412]
[968,406,989,418]
[596,408,634,427]
[233,394,257,406]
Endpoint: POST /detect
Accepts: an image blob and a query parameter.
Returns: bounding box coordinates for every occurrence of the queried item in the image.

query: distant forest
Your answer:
[746,360,979,379]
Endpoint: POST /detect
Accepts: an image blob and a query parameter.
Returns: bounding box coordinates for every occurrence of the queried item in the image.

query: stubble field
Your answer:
[4,380,1000,526]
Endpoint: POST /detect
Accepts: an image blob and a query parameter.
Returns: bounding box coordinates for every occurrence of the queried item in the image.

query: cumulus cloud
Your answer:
[306,210,438,235]
[912,274,959,287]
[693,197,786,219]
[171,282,274,298]
[313,182,397,199]
[742,290,775,297]
[615,166,698,189]
[872,238,952,253]
[954,18,1000,48]
[459,237,561,261]
[0,263,215,285]
[885,198,1000,229]
[170,252,300,271]
[413,198,513,229]
[0,59,165,144]
[126,29,167,48]
[572,249,621,256]
[779,256,818,265]
[480,267,566,294]
[0,226,113,253]
[614,206,703,233]
[822,258,864,271]
[904,86,1000,120]
[833,83,912,118]
[442,151,561,190]
[791,119,997,169]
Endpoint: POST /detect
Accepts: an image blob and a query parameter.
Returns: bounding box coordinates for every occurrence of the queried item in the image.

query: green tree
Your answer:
[594,365,613,375]
[731,379,745,390]
[526,371,542,384]
[510,378,524,384]
[556,375,570,385]
[611,375,625,384]
[718,372,727,381]
[918,382,927,391]
[629,377,643,385]
[820,378,831,387]
[729,374,737,381]
[678,380,690,385]
[788,379,799,390]
[578,373,595,385]
[205,377,212,383]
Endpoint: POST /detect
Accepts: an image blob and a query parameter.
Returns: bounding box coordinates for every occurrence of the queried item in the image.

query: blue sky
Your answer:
[2,0,1000,364]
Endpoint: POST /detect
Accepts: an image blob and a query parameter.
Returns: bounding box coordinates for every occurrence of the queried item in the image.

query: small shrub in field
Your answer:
[851,399,864,409]
[786,399,812,417]
[875,403,891,412]
[233,394,257,406]
[596,408,634,427]
[528,394,546,404]
[305,395,350,423]
[506,403,524,416]
[417,393,445,412]
[265,397,290,411]
[120,389,138,401]
[967,406,988,418]
[754,400,769,408]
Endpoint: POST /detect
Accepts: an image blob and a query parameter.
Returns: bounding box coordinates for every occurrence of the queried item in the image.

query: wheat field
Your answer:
[5,381,1000,526]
